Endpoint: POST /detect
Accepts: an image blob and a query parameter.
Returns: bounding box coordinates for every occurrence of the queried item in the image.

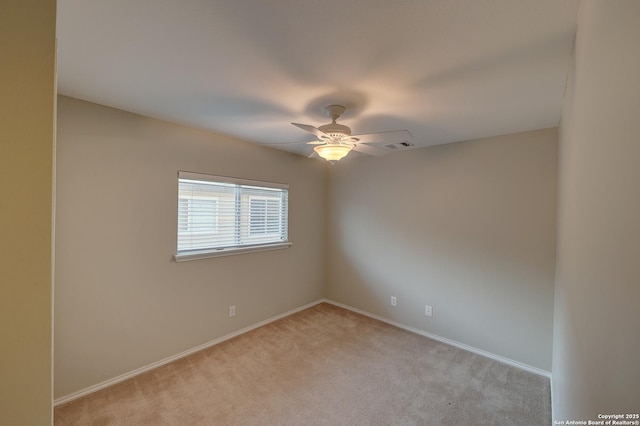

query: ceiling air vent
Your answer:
[384,141,415,150]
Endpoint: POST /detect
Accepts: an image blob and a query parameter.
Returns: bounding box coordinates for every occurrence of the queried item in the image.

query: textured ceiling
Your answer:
[56,0,579,157]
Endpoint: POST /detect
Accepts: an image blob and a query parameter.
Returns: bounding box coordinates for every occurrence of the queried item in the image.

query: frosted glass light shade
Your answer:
[314,144,352,162]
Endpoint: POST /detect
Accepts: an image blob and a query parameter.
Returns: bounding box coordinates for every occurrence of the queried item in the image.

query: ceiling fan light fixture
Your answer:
[291,104,413,162]
[314,143,352,163]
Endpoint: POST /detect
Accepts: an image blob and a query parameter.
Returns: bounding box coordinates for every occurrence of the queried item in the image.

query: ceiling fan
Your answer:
[287,105,413,163]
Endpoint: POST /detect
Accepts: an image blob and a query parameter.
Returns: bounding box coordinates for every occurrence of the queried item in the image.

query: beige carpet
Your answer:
[55,303,550,425]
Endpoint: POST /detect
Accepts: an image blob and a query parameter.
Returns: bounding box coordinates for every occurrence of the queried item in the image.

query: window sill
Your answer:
[174,242,292,262]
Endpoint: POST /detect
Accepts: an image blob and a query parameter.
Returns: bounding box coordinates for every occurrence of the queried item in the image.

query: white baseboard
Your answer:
[550,373,555,421]
[55,297,550,406]
[54,299,325,406]
[323,298,552,379]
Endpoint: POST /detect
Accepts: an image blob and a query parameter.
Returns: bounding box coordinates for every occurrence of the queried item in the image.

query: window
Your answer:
[249,196,283,237]
[175,171,290,261]
[178,197,219,234]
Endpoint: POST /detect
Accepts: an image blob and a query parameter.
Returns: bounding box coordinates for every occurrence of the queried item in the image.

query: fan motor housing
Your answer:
[318,122,352,138]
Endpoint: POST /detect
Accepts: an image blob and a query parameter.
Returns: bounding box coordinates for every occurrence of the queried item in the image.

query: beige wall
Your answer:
[54,96,327,398]
[326,129,558,371]
[552,1,640,419]
[55,96,560,400]
[0,0,56,424]
[12,0,640,417]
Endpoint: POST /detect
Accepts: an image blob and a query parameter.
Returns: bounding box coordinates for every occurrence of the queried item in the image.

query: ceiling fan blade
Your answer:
[306,141,325,145]
[352,143,388,157]
[308,151,318,159]
[292,123,330,140]
[351,129,413,145]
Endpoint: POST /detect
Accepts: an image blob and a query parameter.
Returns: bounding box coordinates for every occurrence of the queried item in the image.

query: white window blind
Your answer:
[176,171,289,260]
[249,196,283,237]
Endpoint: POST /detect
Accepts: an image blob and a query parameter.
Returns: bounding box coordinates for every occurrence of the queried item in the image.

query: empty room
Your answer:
[1,1,639,425]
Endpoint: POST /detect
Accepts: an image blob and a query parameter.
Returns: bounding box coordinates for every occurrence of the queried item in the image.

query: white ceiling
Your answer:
[56,0,579,156]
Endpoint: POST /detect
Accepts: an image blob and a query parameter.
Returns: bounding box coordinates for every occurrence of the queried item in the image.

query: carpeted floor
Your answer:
[54,303,550,425]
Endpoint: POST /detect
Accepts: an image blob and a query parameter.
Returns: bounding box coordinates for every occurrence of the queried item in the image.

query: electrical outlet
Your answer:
[390,296,397,307]
[425,305,432,317]
[229,305,236,317]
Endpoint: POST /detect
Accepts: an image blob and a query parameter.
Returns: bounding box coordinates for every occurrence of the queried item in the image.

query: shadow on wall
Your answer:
[326,129,558,370]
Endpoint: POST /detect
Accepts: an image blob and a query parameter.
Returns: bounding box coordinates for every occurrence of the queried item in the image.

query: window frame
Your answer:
[174,171,291,262]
